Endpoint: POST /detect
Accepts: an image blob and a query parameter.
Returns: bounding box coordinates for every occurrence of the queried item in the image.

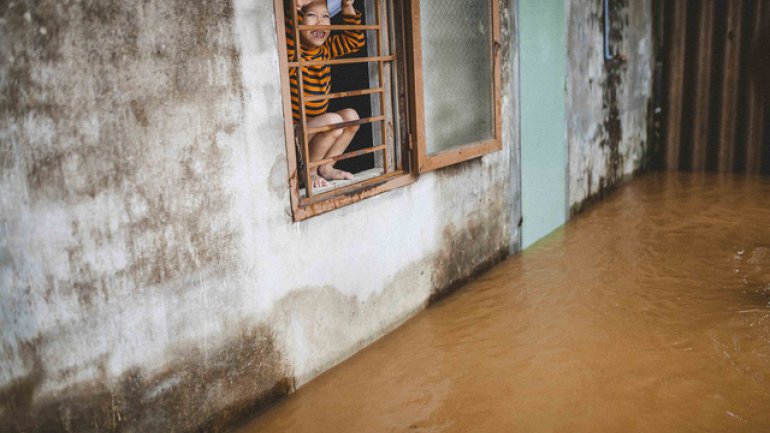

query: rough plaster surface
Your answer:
[0,0,518,431]
[566,0,653,213]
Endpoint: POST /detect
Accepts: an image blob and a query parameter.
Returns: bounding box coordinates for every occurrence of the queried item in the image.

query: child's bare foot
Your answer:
[319,165,354,182]
[312,173,329,188]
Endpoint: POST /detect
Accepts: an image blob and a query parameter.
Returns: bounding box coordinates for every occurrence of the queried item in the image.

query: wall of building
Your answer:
[566,0,654,213]
[660,0,769,174]
[0,1,519,432]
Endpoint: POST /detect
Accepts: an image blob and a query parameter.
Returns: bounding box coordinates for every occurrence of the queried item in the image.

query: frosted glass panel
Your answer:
[420,0,494,154]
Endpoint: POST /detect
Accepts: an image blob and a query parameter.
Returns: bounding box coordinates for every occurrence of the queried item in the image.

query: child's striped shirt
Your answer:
[286,11,366,121]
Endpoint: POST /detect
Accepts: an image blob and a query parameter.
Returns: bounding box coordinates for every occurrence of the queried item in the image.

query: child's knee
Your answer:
[338,109,360,133]
[326,113,345,138]
[322,127,344,140]
[339,108,360,121]
[326,112,344,125]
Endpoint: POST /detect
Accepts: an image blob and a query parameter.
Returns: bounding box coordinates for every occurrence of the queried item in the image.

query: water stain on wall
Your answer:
[259,197,511,414]
[0,326,292,433]
[600,0,627,195]
[567,0,651,215]
[431,159,511,304]
[0,1,271,432]
[269,154,290,198]
[2,0,245,296]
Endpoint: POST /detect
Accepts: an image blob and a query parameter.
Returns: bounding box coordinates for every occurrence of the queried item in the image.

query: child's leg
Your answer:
[306,113,345,188]
[305,109,360,186]
[317,108,359,181]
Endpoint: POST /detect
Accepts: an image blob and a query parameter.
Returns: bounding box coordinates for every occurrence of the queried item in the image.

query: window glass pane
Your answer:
[420,0,494,154]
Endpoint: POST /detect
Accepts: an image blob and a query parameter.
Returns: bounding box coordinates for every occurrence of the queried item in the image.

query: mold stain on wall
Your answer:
[599,0,627,199]
[567,0,653,215]
[430,163,511,305]
[266,170,513,392]
[0,1,296,431]
[1,326,292,433]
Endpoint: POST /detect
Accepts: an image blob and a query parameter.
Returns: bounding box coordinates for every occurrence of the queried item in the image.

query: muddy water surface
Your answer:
[238,172,770,433]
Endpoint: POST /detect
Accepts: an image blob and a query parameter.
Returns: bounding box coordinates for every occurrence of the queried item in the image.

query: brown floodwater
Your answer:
[237,172,770,433]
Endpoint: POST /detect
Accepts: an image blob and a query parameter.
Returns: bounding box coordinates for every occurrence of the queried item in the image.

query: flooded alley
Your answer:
[238,172,770,433]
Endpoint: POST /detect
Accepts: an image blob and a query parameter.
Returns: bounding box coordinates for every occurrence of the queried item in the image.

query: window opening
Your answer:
[285,0,402,201]
[274,0,502,220]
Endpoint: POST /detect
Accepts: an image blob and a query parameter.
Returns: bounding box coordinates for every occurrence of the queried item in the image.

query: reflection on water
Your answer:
[238,172,770,433]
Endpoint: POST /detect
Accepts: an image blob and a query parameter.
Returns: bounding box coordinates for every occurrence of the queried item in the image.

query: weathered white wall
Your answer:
[566,0,653,213]
[0,1,519,432]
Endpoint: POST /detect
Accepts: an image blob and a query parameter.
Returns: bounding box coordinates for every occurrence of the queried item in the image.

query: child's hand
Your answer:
[294,0,311,11]
[342,0,356,15]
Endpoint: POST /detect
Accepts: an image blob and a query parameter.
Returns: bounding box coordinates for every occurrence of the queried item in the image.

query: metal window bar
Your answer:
[287,55,394,68]
[304,86,384,102]
[307,115,386,134]
[290,0,313,197]
[299,24,381,31]
[375,0,389,174]
[308,144,387,168]
[387,0,404,172]
[290,0,396,199]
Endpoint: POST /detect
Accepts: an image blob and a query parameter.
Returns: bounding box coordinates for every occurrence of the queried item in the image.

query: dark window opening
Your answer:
[328,6,375,175]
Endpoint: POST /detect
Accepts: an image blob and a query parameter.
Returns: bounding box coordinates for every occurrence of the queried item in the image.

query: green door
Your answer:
[519,0,567,248]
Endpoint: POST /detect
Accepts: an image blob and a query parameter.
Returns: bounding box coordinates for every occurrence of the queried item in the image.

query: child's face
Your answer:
[300,3,331,49]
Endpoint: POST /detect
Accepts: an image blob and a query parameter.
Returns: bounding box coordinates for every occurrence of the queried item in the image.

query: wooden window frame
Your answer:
[273,0,502,221]
[274,0,416,221]
[405,0,503,173]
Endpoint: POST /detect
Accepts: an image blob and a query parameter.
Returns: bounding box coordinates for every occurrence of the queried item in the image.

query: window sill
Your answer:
[292,171,416,221]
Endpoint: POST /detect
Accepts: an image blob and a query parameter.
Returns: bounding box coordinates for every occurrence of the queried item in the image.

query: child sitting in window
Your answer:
[286,0,366,188]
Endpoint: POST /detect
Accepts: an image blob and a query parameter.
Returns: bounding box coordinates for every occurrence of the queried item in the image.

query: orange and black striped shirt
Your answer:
[286,11,366,121]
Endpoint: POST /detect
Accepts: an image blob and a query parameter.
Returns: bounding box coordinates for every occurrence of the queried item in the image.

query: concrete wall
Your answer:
[0,1,519,432]
[566,0,654,213]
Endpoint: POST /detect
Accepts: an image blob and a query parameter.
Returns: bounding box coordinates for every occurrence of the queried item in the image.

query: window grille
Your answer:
[287,0,403,201]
